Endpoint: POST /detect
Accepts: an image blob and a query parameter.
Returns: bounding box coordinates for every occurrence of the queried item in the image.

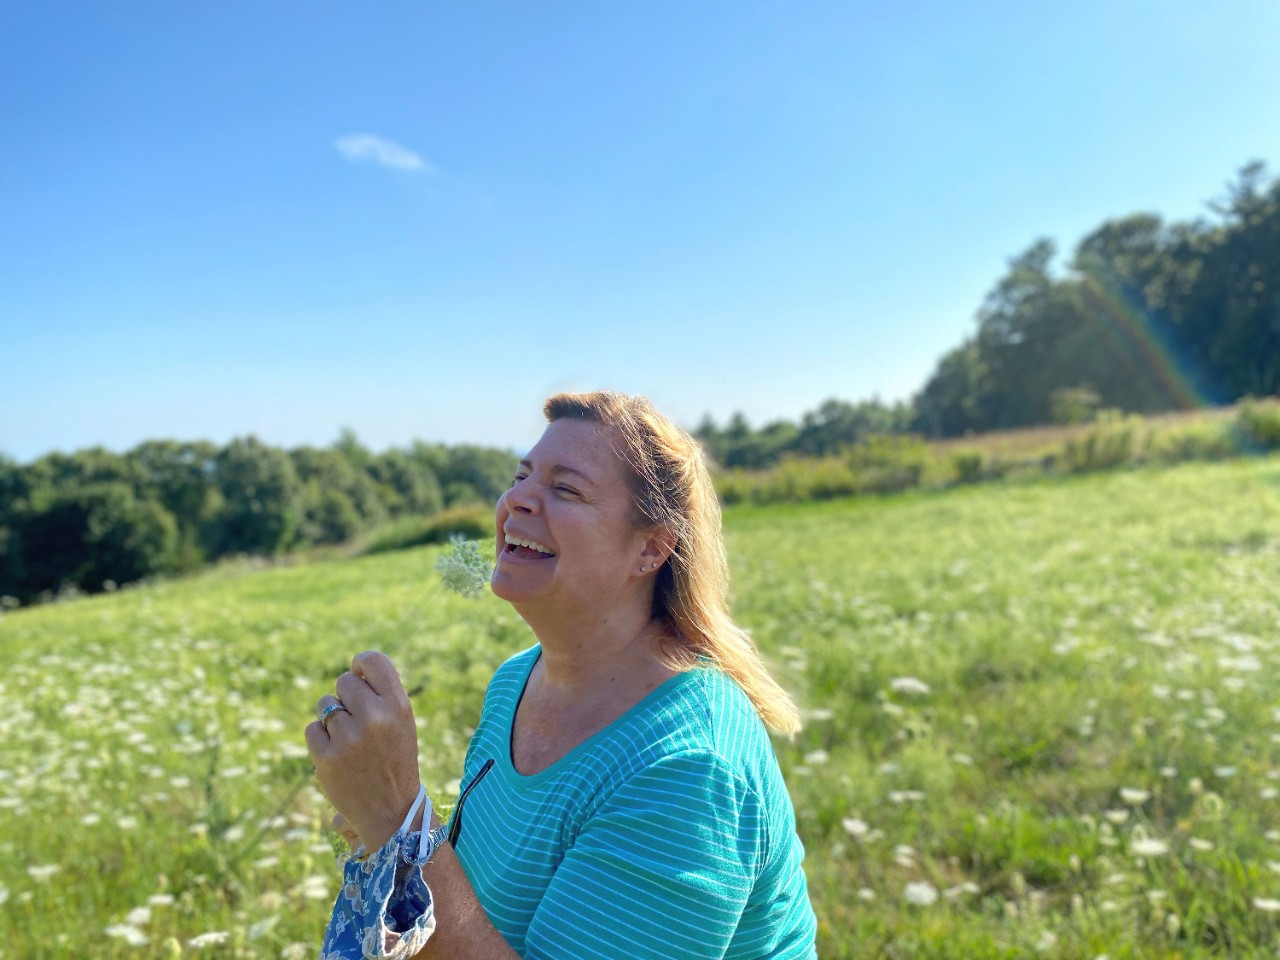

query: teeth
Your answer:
[504,533,555,556]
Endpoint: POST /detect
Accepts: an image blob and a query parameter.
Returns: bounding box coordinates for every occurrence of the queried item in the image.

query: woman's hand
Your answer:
[305,650,422,852]
[329,810,361,850]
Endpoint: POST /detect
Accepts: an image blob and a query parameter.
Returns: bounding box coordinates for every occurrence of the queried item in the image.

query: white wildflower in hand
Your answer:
[436,536,494,598]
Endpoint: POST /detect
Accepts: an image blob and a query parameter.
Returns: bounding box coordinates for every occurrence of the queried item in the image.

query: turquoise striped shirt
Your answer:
[452,645,818,959]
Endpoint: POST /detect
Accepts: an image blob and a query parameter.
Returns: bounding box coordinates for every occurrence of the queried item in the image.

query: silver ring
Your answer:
[318,701,349,730]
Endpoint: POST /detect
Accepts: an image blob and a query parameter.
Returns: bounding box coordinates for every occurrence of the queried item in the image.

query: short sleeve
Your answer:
[523,750,763,960]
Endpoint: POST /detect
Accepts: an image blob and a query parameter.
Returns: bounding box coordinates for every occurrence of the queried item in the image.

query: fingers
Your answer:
[332,811,360,846]
[304,719,331,758]
[306,650,409,757]
[332,670,373,716]
[315,693,344,720]
[351,650,405,700]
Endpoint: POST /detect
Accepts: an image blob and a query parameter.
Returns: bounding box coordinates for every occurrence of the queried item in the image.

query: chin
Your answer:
[489,569,541,607]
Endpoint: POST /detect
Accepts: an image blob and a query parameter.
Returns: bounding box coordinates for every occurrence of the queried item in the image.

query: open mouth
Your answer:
[503,534,556,559]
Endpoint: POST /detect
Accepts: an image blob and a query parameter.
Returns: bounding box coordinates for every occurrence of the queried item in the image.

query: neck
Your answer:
[513,593,663,695]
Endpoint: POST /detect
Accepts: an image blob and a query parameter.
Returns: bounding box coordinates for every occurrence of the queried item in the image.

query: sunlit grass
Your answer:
[2,456,1280,957]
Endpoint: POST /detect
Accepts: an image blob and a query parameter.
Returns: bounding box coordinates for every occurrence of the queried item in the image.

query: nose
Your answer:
[501,478,540,516]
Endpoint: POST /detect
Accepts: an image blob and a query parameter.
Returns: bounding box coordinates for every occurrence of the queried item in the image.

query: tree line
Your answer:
[696,161,1280,465]
[7,161,1278,603]
[0,432,516,606]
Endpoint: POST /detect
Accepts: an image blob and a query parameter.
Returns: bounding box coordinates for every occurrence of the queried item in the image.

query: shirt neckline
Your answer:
[502,645,702,785]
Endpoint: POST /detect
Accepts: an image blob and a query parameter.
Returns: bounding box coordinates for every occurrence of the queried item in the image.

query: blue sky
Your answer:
[3,1,1279,462]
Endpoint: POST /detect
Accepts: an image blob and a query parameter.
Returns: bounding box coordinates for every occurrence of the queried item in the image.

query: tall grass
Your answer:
[2,454,1280,956]
[715,400,1280,505]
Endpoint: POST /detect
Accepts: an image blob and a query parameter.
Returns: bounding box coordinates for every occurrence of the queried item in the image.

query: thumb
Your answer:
[351,650,406,700]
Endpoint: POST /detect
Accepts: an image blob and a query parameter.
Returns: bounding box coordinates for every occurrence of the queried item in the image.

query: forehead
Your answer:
[524,419,630,486]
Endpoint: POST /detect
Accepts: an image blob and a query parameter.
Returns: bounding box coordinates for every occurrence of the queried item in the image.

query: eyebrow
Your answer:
[518,459,596,486]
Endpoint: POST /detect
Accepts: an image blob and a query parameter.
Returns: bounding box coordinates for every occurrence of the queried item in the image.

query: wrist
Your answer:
[362,784,429,853]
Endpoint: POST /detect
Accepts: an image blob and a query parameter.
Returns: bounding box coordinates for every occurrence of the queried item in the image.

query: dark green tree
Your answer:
[8,483,177,599]
[367,449,444,517]
[126,439,221,571]
[209,437,302,555]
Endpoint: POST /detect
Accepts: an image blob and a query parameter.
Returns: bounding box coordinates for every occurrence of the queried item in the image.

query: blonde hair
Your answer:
[543,390,801,735]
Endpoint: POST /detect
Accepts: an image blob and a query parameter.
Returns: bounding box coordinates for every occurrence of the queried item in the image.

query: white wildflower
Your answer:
[436,537,494,598]
[104,924,148,947]
[299,874,330,900]
[889,789,925,803]
[904,881,939,906]
[188,931,230,948]
[1119,788,1150,805]
[890,677,930,696]
[28,864,61,882]
[840,817,869,838]
[1253,897,1280,912]
[1130,837,1169,857]
[125,907,151,926]
[248,916,279,940]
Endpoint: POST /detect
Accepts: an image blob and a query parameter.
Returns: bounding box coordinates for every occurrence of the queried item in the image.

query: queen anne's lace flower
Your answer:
[904,881,939,906]
[436,537,494,598]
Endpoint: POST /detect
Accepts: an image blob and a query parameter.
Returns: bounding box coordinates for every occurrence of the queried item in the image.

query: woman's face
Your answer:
[490,418,651,609]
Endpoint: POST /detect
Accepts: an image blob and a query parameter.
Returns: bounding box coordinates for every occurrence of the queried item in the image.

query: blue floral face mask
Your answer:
[320,759,495,959]
[320,784,442,960]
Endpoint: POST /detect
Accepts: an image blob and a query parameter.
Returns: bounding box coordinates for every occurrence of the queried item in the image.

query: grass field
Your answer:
[3,456,1280,958]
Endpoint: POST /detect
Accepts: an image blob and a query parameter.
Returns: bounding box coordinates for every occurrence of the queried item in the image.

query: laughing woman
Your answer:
[307,391,818,959]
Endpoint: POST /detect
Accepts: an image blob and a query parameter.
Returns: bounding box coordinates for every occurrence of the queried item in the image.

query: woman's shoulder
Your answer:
[485,644,540,691]
[625,664,775,778]
[472,645,539,722]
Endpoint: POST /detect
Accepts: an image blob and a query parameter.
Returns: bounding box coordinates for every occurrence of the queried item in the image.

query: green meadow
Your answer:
[3,456,1280,958]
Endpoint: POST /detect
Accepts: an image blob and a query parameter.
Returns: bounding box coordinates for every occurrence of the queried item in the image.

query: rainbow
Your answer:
[1077,265,1215,412]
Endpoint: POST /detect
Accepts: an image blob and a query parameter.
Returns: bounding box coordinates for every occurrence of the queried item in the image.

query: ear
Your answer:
[634,525,677,575]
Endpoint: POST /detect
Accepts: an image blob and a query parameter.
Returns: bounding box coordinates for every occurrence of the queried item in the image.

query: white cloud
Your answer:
[333,133,429,172]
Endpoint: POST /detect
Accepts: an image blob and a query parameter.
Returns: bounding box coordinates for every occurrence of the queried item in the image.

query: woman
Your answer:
[307,391,818,959]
